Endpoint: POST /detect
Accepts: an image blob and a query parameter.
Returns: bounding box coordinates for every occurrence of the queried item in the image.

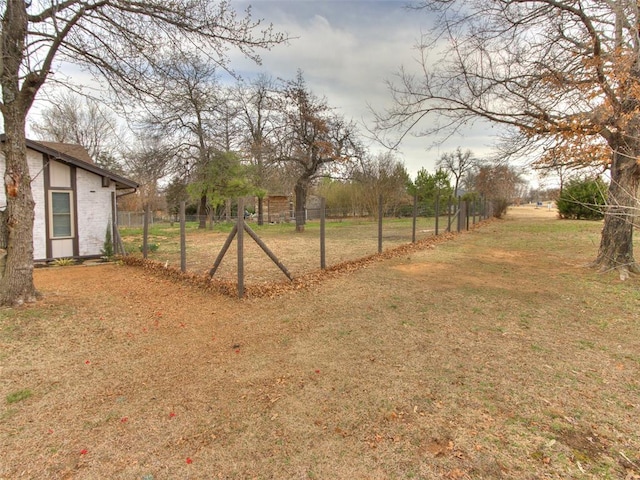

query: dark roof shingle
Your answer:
[36,141,94,165]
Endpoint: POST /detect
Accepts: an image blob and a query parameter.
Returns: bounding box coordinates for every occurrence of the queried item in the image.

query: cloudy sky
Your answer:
[26,0,501,179]
[226,0,499,177]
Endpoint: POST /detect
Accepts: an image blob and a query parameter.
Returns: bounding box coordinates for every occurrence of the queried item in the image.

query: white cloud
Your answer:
[230,0,500,177]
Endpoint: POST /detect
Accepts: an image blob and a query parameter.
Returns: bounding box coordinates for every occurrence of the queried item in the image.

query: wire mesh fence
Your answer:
[116,196,490,293]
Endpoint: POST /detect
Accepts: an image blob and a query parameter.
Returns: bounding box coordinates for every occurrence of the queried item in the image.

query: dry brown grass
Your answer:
[1,204,640,479]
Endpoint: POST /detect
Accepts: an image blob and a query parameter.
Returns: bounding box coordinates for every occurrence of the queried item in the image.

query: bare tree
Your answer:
[437,147,476,198]
[125,133,174,213]
[315,178,358,217]
[31,91,122,168]
[533,142,609,195]
[0,1,284,305]
[138,52,233,228]
[276,71,361,232]
[234,75,281,224]
[472,163,525,218]
[352,152,410,218]
[375,0,640,279]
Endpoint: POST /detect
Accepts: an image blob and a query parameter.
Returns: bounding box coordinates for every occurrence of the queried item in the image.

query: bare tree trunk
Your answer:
[593,145,640,279]
[257,196,264,226]
[225,199,232,221]
[198,194,208,229]
[294,180,308,233]
[0,209,7,277]
[0,110,38,305]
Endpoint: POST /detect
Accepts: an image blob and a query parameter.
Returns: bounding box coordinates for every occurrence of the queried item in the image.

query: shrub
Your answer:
[52,258,75,267]
[557,178,607,220]
[491,198,510,219]
[101,224,114,259]
[461,192,479,202]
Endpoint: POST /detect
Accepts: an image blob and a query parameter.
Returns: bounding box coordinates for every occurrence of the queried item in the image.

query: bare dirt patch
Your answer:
[2,207,640,479]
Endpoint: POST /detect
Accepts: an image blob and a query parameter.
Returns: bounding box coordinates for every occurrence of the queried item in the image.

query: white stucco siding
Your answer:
[30,150,47,260]
[0,149,46,259]
[76,169,114,257]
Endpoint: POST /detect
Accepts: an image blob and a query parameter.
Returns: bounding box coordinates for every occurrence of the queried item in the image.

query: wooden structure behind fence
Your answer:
[265,195,291,223]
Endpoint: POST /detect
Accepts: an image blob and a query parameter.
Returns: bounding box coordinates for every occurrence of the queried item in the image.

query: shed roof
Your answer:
[37,141,95,165]
[1,135,138,190]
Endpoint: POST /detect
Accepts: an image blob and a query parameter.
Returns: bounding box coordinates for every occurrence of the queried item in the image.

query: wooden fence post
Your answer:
[320,197,326,269]
[180,201,186,272]
[242,224,293,281]
[208,225,238,277]
[412,193,417,243]
[209,205,293,283]
[142,203,150,259]
[472,197,477,225]
[237,198,244,298]
[435,193,440,236]
[466,200,470,230]
[447,197,453,232]
[378,194,383,254]
[257,196,264,226]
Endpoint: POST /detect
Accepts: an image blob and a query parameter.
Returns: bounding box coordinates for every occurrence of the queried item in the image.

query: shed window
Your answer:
[51,191,73,238]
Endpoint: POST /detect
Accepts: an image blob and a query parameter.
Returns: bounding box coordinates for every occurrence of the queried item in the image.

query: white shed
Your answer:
[0,137,138,261]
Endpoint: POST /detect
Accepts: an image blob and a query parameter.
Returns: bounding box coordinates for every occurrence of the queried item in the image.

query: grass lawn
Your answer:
[1,205,639,479]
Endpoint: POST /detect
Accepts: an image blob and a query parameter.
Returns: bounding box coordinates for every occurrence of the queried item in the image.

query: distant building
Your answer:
[263,195,292,223]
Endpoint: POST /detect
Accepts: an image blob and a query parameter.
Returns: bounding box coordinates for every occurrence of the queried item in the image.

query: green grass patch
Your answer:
[6,389,33,404]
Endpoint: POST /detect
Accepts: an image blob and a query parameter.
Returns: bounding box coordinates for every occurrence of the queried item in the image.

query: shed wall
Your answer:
[76,168,114,257]
[1,148,116,260]
[31,150,47,260]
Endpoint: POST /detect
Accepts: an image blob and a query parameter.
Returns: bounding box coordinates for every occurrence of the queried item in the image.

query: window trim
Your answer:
[49,190,74,239]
